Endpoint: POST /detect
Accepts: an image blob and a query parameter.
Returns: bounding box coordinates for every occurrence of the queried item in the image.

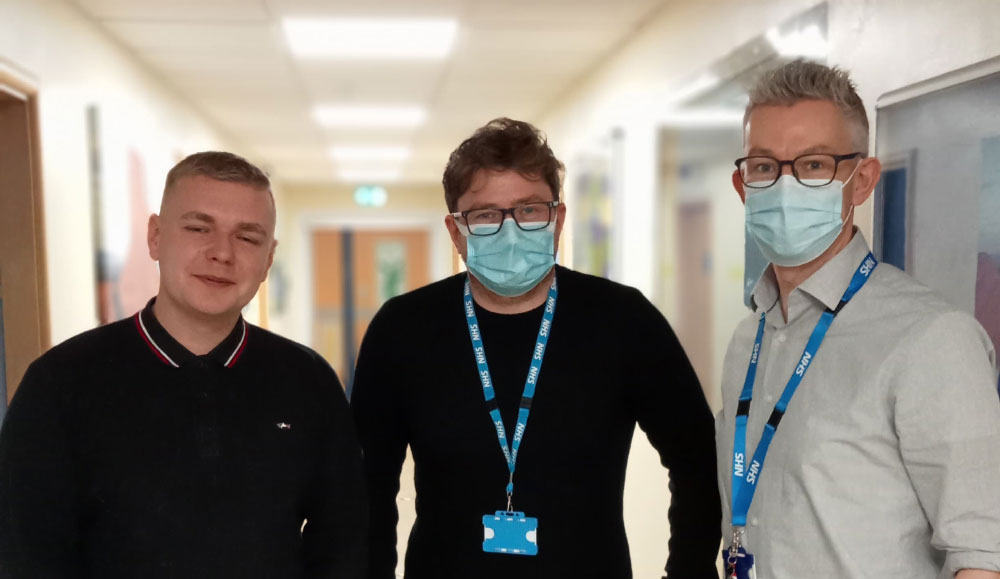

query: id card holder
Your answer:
[482,511,538,556]
[722,546,756,579]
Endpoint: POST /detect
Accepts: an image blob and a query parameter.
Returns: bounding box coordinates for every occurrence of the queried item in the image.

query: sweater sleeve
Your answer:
[624,289,722,579]
[301,358,369,579]
[350,302,409,579]
[0,360,81,579]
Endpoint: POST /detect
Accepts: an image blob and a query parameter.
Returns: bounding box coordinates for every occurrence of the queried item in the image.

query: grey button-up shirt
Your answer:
[716,232,1000,579]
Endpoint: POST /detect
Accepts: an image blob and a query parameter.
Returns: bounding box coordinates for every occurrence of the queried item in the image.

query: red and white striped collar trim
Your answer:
[134,301,248,368]
[223,322,248,367]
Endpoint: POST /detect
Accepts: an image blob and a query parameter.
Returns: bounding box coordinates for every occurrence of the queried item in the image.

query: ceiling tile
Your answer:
[262,0,463,18]
[466,0,661,26]
[296,61,444,103]
[103,21,282,53]
[68,0,674,184]
[73,0,271,21]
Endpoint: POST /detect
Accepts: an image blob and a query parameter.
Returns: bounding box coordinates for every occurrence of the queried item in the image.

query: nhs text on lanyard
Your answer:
[464,275,557,556]
[726,253,876,578]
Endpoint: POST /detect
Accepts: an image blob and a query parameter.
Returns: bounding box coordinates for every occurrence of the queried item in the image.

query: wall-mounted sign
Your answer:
[354,185,388,208]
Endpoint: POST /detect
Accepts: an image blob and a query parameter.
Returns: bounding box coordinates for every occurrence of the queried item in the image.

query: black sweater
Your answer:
[351,266,721,579]
[0,301,367,578]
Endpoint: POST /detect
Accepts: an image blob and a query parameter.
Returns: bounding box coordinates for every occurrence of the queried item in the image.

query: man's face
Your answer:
[734,99,880,218]
[148,175,277,321]
[445,169,566,261]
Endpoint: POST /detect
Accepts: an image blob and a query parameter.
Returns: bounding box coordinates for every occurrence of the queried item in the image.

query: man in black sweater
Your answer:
[351,118,720,579]
[0,152,367,578]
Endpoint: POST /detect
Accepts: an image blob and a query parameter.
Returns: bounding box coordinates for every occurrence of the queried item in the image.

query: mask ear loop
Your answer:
[842,203,855,226]
[841,156,864,188]
[839,159,862,232]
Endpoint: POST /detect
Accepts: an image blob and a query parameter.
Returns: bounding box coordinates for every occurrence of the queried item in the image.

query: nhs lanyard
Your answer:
[464,275,557,511]
[731,253,877,528]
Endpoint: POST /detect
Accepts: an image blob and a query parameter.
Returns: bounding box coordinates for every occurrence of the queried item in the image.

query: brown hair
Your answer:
[745,60,870,154]
[164,151,271,196]
[442,117,564,211]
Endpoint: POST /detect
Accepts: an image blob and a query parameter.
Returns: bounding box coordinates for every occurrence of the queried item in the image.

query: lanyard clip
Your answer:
[506,472,514,513]
[729,526,745,557]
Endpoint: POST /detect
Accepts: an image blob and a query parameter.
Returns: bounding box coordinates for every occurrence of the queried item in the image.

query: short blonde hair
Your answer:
[745,60,869,155]
[164,151,271,195]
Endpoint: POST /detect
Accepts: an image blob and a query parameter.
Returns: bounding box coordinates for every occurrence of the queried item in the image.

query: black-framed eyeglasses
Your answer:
[450,201,560,236]
[734,152,863,189]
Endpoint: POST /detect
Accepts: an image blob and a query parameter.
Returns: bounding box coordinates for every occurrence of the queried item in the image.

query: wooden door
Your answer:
[312,228,430,392]
[0,77,48,410]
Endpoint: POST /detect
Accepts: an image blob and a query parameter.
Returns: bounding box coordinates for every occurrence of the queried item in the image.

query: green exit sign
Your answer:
[354,185,388,207]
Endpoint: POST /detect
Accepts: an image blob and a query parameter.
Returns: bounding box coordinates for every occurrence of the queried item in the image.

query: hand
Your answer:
[956,570,1000,579]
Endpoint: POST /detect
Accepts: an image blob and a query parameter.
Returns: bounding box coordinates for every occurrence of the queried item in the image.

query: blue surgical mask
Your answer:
[745,172,857,267]
[465,218,555,297]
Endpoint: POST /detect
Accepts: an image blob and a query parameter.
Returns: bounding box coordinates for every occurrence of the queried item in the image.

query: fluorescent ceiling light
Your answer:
[314,105,427,128]
[329,146,411,162]
[766,24,829,58]
[338,168,402,183]
[283,17,458,59]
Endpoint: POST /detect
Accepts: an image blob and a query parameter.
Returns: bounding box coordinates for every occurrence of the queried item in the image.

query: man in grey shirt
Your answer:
[717,60,1000,579]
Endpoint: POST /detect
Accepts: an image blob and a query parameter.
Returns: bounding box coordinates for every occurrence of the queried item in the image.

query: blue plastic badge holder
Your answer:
[723,546,757,579]
[482,511,538,556]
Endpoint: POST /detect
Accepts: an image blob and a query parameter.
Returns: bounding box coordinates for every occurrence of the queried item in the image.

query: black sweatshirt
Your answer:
[351,266,721,579]
[0,300,367,579]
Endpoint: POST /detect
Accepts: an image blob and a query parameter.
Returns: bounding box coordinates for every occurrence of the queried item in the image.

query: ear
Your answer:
[147,214,161,260]
[264,239,277,280]
[444,214,467,260]
[850,156,882,206]
[733,170,747,204]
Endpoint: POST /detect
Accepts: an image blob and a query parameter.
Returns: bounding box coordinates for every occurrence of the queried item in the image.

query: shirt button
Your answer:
[764,394,774,403]
[776,333,787,344]
[751,517,759,526]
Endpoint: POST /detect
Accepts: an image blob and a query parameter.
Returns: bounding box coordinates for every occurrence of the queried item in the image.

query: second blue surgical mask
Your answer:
[745,173,856,267]
[466,219,555,297]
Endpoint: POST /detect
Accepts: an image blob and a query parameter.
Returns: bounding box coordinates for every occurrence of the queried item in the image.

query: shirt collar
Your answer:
[750,267,780,315]
[134,298,248,368]
[750,229,873,315]
[797,230,873,311]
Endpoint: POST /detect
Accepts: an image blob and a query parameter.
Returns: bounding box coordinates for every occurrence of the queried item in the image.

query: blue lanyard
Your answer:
[732,253,877,529]
[464,275,557,512]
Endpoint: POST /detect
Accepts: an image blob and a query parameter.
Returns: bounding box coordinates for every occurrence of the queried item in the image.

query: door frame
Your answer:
[0,59,49,405]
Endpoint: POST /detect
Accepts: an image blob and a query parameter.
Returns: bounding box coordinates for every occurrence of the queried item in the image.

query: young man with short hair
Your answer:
[0,152,367,578]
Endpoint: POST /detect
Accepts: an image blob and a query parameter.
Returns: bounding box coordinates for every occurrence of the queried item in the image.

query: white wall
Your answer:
[0,0,237,345]
[827,0,1000,257]
[546,0,1000,298]
[543,0,818,298]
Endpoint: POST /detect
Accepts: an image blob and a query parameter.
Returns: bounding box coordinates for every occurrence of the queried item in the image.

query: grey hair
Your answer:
[744,60,869,155]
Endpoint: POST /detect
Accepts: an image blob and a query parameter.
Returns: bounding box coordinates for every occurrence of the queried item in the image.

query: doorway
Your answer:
[312,228,431,393]
[676,201,714,402]
[0,66,49,417]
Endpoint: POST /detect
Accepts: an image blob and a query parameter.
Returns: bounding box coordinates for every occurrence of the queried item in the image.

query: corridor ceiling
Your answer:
[69,0,667,185]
